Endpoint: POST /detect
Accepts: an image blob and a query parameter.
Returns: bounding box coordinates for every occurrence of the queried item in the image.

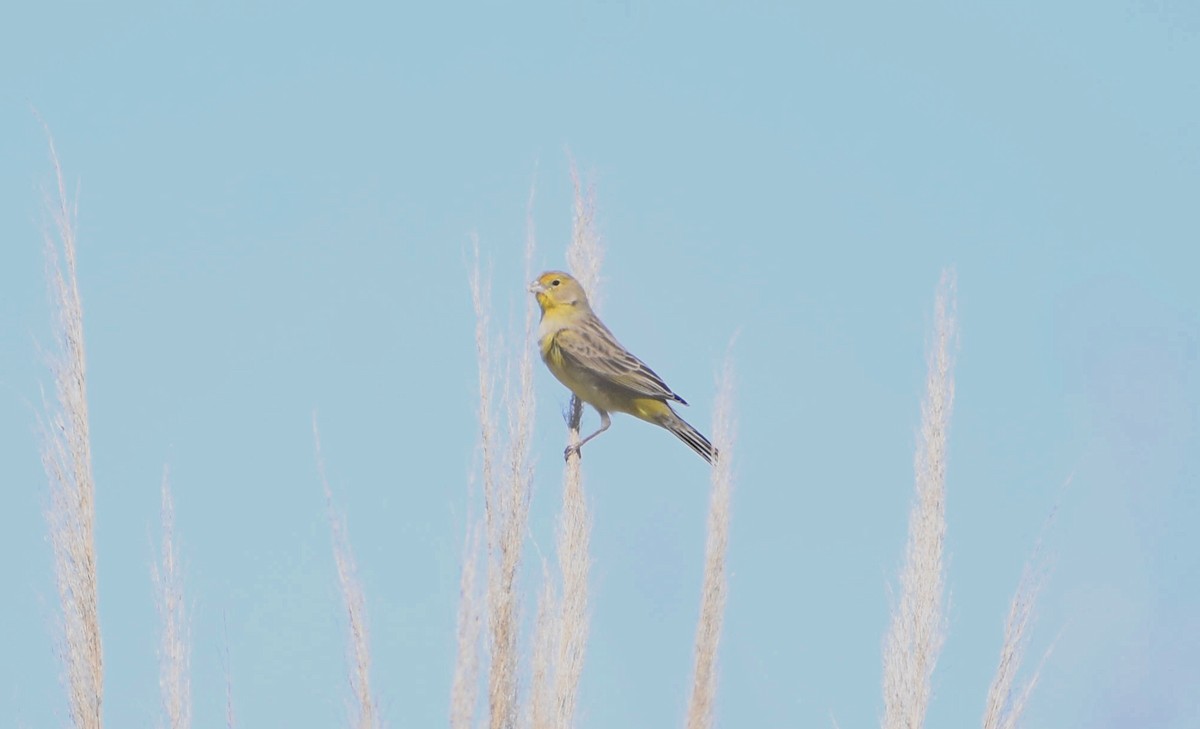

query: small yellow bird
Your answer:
[529,270,714,464]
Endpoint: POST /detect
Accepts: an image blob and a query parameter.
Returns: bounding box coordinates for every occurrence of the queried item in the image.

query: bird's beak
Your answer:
[528,280,546,294]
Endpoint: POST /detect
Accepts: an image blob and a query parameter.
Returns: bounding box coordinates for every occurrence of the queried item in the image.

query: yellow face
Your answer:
[529,271,589,311]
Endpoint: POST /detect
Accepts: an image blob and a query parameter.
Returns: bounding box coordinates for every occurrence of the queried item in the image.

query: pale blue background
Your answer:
[2,2,1198,727]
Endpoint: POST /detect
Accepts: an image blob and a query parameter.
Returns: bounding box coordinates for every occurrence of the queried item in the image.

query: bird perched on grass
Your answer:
[529,270,714,464]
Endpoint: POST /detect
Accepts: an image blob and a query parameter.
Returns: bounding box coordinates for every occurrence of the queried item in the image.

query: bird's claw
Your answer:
[563,444,581,462]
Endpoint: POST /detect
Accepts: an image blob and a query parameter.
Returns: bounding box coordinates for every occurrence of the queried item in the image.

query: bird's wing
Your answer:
[553,317,687,404]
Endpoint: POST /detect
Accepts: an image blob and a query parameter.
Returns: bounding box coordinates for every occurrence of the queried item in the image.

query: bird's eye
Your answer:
[551,279,561,286]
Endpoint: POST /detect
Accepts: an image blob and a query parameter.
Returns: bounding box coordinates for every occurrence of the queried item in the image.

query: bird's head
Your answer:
[528,271,590,313]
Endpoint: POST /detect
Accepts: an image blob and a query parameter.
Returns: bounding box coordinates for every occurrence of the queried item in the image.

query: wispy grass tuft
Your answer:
[548,445,590,728]
[221,613,236,729]
[467,218,539,728]
[882,269,957,729]
[38,127,104,729]
[566,159,603,301]
[314,417,381,729]
[982,510,1056,729]
[450,519,484,729]
[453,193,537,722]
[528,561,557,729]
[153,468,191,729]
[981,565,1046,729]
[547,165,604,728]
[686,356,737,729]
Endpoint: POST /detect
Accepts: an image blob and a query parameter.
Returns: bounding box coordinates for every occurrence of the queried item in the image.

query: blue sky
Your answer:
[2,1,1198,727]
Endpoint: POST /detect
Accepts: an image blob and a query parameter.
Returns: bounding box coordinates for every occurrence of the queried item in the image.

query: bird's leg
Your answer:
[564,410,611,461]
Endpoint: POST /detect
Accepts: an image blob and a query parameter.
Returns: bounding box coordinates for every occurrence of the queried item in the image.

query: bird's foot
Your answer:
[563,444,582,462]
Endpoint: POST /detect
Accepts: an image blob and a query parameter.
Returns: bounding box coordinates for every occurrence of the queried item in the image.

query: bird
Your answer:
[529,270,714,464]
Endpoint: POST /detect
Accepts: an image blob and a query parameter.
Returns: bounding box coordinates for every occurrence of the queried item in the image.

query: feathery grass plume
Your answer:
[550,445,591,728]
[38,127,104,729]
[567,159,603,300]
[450,519,484,729]
[686,356,737,729]
[982,507,1057,729]
[153,468,191,729]
[221,613,236,729]
[469,232,538,729]
[527,561,558,729]
[980,565,1046,729]
[882,269,957,729]
[313,417,381,729]
[470,241,514,729]
[450,177,539,726]
[544,163,604,728]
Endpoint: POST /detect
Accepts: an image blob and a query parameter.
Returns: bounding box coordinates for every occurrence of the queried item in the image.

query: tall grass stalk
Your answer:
[470,243,514,729]
[546,166,604,728]
[566,161,603,300]
[153,469,191,729]
[38,130,104,729]
[982,514,1055,729]
[314,418,380,729]
[221,613,236,729]
[685,358,737,729]
[528,565,557,729]
[450,521,484,729]
[468,226,538,728]
[549,449,590,728]
[506,178,541,727]
[981,565,1045,729]
[450,177,540,727]
[882,269,957,729]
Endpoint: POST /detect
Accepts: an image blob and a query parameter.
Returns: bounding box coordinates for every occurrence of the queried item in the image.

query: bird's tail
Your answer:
[663,410,715,465]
